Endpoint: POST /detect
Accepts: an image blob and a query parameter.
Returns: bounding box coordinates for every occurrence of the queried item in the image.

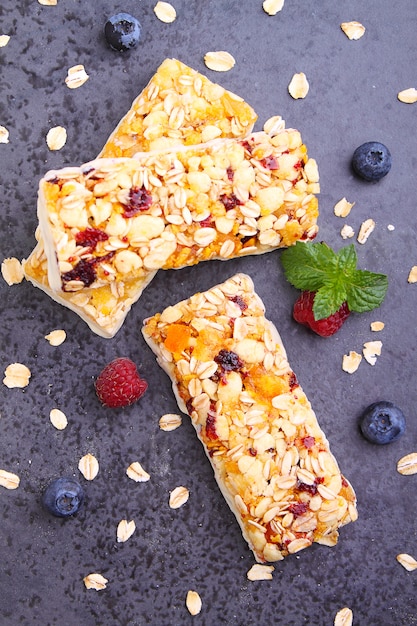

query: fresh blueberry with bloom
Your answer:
[42,477,84,517]
[104,13,141,52]
[352,141,391,182]
[360,401,406,444]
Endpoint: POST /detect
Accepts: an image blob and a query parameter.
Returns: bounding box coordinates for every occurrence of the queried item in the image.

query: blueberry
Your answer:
[104,13,141,52]
[42,477,84,517]
[352,141,392,181]
[359,401,405,444]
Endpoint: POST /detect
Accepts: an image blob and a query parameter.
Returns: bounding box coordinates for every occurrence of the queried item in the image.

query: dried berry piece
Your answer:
[62,252,115,289]
[62,258,97,288]
[288,502,309,517]
[122,186,153,218]
[230,295,248,311]
[260,155,279,170]
[75,227,109,249]
[220,193,243,211]
[214,349,244,371]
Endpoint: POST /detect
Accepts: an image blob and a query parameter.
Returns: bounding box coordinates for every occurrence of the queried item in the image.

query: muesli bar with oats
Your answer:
[98,57,258,156]
[23,58,258,337]
[142,274,357,563]
[35,130,319,337]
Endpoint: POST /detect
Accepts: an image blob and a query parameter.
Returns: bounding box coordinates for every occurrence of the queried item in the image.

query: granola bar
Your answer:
[35,130,319,337]
[142,274,357,562]
[98,57,258,156]
[24,227,156,338]
[23,58,258,337]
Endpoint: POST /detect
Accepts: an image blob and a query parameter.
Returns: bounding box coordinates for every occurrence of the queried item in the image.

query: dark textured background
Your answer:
[1,1,417,624]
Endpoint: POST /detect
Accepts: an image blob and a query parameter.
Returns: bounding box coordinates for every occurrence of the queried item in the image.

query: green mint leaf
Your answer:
[345,271,388,312]
[313,282,348,320]
[281,241,388,318]
[336,244,357,276]
[281,242,337,291]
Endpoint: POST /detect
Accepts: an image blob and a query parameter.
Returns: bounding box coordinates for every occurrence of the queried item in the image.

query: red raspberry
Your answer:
[293,291,350,337]
[95,357,148,408]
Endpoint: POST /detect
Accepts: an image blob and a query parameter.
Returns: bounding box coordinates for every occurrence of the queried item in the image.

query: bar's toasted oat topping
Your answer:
[38,130,319,300]
[99,58,256,157]
[142,274,357,563]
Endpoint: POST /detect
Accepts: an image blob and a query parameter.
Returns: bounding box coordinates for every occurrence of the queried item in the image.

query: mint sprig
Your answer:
[281,242,388,320]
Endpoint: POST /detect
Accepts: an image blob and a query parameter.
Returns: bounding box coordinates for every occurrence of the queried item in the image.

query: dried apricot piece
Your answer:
[163,323,192,353]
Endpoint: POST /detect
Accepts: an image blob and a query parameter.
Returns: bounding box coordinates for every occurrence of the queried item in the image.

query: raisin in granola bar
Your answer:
[142,274,357,563]
[23,58,257,337]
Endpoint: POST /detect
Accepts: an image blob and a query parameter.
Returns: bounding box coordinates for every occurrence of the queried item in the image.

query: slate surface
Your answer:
[1,1,416,625]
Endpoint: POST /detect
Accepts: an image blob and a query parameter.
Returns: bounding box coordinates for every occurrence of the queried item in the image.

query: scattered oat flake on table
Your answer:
[154,1,176,23]
[0,125,10,143]
[357,218,375,244]
[78,453,99,480]
[342,351,362,374]
[397,452,417,476]
[363,340,382,365]
[45,329,66,346]
[49,408,68,430]
[340,224,355,239]
[396,553,417,571]
[340,21,365,40]
[387,224,395,231]
[0,35,10,47]
[1,257,24,285]
[334,606,353,626]
[334,197,355,217]
[263,115,285,135]
[397,88,417,104]
[371,321,385,332]
[38,0,58,5]
[83,573,108,590]
[263,0,285,16]
[3,363,31,388]
[126,461,150,482]
[186,590,202,616]
[288,72,309,99]
[65,64,89,89]
[159,413,182,431]
[247,564,275,581]
[117,519,136,543]
[407,266,417,283]
[204,51,236,72]
[46,126,67,150]
[169,485,189,509]
[0,469,20,490]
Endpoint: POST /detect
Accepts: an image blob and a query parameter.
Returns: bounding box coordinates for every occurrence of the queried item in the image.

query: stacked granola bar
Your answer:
[24,58,319,337]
